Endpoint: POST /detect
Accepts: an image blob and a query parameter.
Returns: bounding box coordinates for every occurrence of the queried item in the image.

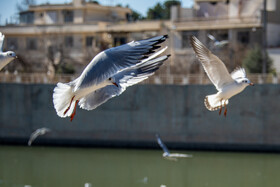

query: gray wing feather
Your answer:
[156,134,170,155]
[75,35,168,90]
[28,128,51,146]
[78,55,170,110]
[190,36,234,90]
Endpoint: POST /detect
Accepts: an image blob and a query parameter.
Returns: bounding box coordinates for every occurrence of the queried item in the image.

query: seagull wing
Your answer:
[190,36,234,90]
[79,54,170,110]
[0,32,4,52]
[28,129,41,146]
[28,128,51,146]
[155,134,170,155]
[75,35,168,90]
[231,67,247,80]
[168,153,193,158]
[207,34,216,42]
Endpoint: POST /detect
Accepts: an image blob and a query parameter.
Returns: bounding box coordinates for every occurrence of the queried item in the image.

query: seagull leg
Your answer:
[219,100,223,115]
[70,100,79,122]
[224,104,227,117]
[64,96,75,115]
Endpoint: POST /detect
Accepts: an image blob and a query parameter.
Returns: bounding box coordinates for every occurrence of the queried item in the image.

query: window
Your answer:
[46,11,57,24]
[86,36,94,47]
[64,36,73,47]
[237,31,249,44]
[182,31,198,48]
[113,37,127,46]
[63,10,73,23]
[20,11,34,24]
[26,38,37,50]
[6,38,18,50]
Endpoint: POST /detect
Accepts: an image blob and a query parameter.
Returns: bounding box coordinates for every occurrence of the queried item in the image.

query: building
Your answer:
[1,0,280,84]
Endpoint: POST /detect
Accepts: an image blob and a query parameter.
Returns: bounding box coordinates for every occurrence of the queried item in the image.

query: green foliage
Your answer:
[88,0,99,4]
[163,0,181,19]
[147,0,181,20]
[131,10,144,21]
[243,46,274,74]
[57,63,75,74]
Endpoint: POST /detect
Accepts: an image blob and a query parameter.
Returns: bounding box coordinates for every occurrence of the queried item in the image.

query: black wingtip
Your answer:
[163,34,168,39]
[167,54,171,58]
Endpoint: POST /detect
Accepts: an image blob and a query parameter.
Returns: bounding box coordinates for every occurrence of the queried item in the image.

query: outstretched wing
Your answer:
[28,128,51,146]
[155,134,170,155]
[231,67,247,80]
[207,34,216,42]
[190,36,234,90]
[0,32,5,52]
[75,35,168,91]
[78,54,170,110]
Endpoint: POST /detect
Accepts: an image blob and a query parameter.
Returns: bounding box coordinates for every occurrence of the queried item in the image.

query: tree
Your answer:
[243,46,274,74]
[131,10,144,21]
[147,0,181,20]
[16,0,36,12]
[147,3,165,20]
[163,0,181,19]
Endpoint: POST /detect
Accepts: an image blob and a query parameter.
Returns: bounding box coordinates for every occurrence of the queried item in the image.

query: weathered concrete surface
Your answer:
[0,83,280,151]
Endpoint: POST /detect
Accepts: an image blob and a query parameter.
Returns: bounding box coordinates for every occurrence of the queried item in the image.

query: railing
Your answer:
[0,72,278,85]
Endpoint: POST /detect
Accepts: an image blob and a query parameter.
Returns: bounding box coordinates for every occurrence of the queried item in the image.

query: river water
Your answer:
[0,145,280,187]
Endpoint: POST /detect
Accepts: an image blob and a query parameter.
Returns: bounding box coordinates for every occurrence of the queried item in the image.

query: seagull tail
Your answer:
[204,94,228,111]
[53,82,75,118]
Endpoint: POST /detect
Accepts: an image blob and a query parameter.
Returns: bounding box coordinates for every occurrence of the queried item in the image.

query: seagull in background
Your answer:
[0,32,17,70]
[28,128,51,146]
[53,35,169,121]
[190,36,254,117]
[156,134,192,161]
[207,34,229,48]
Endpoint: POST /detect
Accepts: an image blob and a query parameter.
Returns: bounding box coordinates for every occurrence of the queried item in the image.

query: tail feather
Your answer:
[53,82,75,117]
[204,94,228,111]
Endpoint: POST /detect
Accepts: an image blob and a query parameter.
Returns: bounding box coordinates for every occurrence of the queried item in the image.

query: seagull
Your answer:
[207,34,228,48]
[190,36,254,116]
[28,127,51,146]
[156,134,192,161]
[53,35,169,121]
[0,32,17,70]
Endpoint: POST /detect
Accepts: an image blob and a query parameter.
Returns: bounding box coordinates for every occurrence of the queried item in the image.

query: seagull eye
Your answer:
[109,78,111,81]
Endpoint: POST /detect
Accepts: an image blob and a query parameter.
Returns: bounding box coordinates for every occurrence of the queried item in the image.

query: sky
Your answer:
[0,0,194,25]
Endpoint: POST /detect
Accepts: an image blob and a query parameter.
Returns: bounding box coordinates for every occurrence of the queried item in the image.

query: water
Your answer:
[0,146,280,187]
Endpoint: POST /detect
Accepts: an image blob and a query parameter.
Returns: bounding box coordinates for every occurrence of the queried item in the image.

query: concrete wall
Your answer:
[0,83,280,151]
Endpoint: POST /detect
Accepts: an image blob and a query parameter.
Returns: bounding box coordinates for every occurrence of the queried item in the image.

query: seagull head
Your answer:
[108,77,118,87]
[5,51,17,59]
[238,77,254,86]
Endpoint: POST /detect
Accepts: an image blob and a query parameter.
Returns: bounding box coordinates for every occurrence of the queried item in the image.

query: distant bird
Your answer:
[156,134,192,161]
[84,183,92,187]
[190,36,254,116]
[207,34,228,48]
[0,32,17,70]
[53,35,169,121]
[28,128,51,146]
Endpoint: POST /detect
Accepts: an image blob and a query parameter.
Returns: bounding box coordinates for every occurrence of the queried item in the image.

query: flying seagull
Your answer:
[53,35,170,121]
[156,134,192,161]
[190,36,254,116]
[28,127,51,146]
[0,32,17,70]
[207,34,228,48]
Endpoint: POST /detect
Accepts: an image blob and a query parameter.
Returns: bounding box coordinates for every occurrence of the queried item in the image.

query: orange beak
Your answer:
[249,82,254,86]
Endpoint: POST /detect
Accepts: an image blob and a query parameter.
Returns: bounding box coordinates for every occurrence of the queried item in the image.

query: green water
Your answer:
[0,146,280,187]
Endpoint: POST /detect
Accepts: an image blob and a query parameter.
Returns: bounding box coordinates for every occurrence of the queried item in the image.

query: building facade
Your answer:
[1,0,279,84]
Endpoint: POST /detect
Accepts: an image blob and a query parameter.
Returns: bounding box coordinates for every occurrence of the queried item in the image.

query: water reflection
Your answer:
[0,146,280,187]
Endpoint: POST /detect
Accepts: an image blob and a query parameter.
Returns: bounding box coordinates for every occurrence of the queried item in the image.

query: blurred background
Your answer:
[0,0,280,187]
